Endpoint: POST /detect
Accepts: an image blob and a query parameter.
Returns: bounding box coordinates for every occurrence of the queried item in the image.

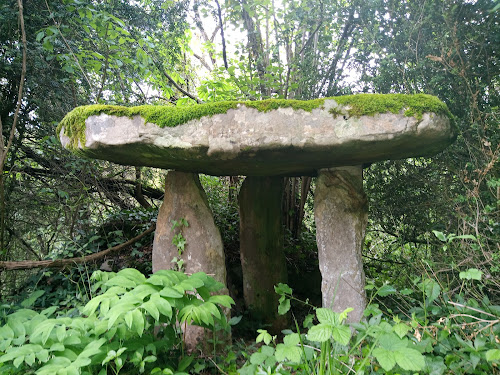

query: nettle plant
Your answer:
[0,268,234,375]
[239,276,500,375]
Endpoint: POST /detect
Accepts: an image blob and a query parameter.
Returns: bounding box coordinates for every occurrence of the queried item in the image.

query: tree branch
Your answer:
[0,223,156,270]
[215,0,228,70]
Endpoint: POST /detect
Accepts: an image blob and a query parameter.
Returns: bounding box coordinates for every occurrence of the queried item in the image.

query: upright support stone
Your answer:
[314,167,368,323]
[239,176,288,332]
[152,171,228,349]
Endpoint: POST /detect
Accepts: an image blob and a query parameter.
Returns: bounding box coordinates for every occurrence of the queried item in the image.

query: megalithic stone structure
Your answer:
[315,166,368,322]
[58,94,455,335]
[238,176,288,332]
[152,171,228,350]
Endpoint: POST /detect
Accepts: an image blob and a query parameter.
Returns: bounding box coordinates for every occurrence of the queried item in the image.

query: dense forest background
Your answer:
[0,0,499,373]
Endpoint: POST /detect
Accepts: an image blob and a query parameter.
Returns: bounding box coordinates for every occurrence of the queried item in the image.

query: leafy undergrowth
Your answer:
[237,277,500,375]
[0,269,234,375]
[1,269,499,374]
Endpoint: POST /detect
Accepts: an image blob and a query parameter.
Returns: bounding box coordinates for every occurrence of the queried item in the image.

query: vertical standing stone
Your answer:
[239,176,288,332]
[152,171,228,350]
[314,167,368,323]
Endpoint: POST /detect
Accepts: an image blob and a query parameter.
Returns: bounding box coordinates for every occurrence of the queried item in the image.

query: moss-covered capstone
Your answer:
[58,94,455,176]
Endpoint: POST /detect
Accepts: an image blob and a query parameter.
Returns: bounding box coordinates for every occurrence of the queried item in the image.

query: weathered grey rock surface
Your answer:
[314,167,368,322]
[59,99,454,176]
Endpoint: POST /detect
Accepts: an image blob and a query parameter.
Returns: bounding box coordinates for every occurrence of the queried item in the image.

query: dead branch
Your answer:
[0,223,155,270]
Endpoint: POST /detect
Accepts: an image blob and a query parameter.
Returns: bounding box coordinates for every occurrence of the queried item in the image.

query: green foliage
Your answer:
[238,281,500,375]
[0,269,234,374]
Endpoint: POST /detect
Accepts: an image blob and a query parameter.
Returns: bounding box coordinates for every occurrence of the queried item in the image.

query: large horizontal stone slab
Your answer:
[58,94,455,176]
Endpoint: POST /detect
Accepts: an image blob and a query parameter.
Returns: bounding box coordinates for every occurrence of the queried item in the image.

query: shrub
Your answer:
[0,268,234,374]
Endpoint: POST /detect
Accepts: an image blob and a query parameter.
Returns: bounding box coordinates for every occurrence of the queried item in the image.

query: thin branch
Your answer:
[214,0,228,70]
[448,301,498,318]
[0,223,155,270]
[44,0,93,88]
[6,227,42,261]
[95,23,110,103]
[0,0,27,171]
[193,53,213,71]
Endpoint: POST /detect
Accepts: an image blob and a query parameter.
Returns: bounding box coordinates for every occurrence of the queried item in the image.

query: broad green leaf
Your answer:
[21,290,45,308]
[76,338,105,364]
[56,324,66,342]
[373,347,396,371]
[36,349,49,363]
[207,294,234,308]
[250,351,269,365]
[0,325,14,351]
[178,277,204,292]
[420,279,441,303]
[7,316,27,340]
[36,31,45,42]
[256,329,272,345]
[124,311,134,329]
[63,333,81,346]
[131,284,159,300]
[274,283,293,295]
[151,293,172,319]
[32,320,56,345]
[82,295,106,316]
[275,342,301,363]
[332,324,351,346]
[432,230,446,242]
[229,315,242,325]
[307,323,333,342]
[132,308,145,336]
[459,268,483,280]
[486,349,500,362]
[25,351,36,366]
[106,303,136,330]
[276,333,296,348]
[100,298,110,315]
[394,348,426,371]
[159,287,184,298]
[106,275,137,289]
[394,323,410,338]
[378,284,397,297]
[36,357,72,375]
[203,302,221,320]
[278,298,290,315]
[13,355,24,368]
[141,300,160,321]
[316,308,337,325]
[177,355,193,371]
[378,333,407,351]
[50,343,65,352]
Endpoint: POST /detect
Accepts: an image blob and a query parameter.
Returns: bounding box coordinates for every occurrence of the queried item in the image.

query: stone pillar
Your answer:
[152,171,228,350]
[314,167,368,323]
[238,176,288,333]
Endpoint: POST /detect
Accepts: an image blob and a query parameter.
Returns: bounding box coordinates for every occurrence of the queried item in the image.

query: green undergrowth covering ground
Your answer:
[57,94,451,150]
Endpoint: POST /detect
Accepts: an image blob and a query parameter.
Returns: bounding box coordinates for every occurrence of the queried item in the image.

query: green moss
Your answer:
[330,93,452,120]
[243,98,326,113]
[58,94,451,150]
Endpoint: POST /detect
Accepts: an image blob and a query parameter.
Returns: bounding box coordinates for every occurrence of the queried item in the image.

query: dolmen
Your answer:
[58,94,455,334]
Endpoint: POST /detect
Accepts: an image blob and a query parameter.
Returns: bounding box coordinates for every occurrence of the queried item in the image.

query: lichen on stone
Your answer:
[57,94,452,150]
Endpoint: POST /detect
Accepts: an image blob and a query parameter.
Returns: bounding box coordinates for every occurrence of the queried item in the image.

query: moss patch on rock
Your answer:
[58,94,451,150]
[331,93,452,120]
